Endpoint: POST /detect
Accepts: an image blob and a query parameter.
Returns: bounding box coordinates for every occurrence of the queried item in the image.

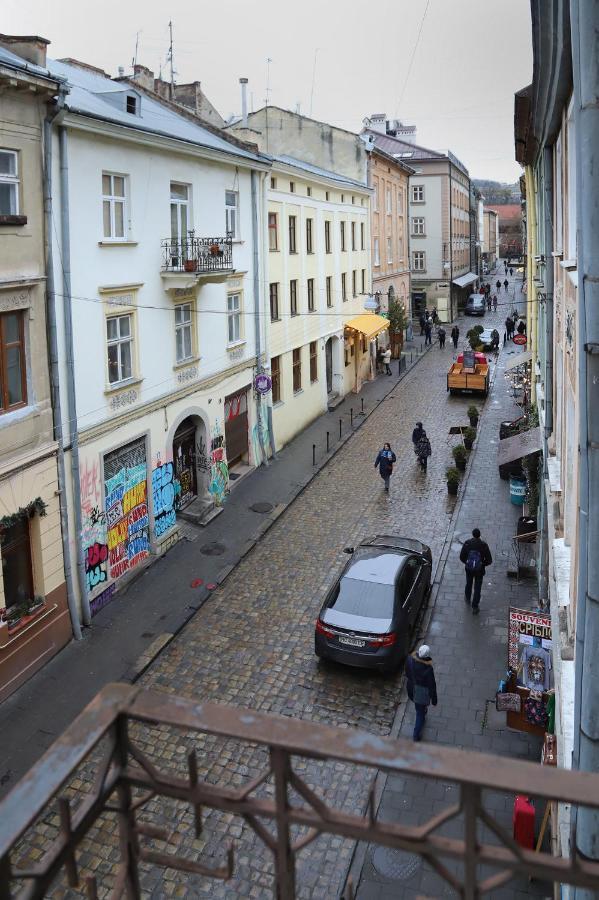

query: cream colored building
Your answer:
[368,146,412,322]
[0,36,72,701]
[483,208,499,270]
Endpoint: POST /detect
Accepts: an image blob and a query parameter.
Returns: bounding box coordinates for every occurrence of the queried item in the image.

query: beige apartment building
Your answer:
[368,145,412,324]
[483,208,499,270]
[0,36,72,701]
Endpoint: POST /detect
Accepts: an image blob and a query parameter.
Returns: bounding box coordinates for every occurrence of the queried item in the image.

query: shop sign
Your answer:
[513,333,527,346]
[508,607,552,684]
[254,373,272,395]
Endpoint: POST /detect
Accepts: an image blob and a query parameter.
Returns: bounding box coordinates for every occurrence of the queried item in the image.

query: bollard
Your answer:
[361,397,364,414]
[312,444,316,466]
[326,431,330,452]
[411,351,413,364]
[350,408,353,427]
[421,343,423,352]
[398,357,401,376]
[503,331,507,345]
[339,418,342,439]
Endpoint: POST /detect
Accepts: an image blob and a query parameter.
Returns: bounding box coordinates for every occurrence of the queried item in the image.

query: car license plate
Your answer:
[338,636,365,648]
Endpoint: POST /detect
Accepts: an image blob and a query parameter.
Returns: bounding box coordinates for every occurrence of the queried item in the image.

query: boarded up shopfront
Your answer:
[224,388,249,467]
[103,438,150,585]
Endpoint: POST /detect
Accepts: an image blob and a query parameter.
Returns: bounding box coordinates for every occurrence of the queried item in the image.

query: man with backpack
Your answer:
[459,528,493,614]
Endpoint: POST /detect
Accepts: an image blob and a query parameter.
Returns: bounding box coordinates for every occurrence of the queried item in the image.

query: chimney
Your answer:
[132,64,156,92]
[240,77,248,127]
[0,33,50,67]
[368,113,387,135]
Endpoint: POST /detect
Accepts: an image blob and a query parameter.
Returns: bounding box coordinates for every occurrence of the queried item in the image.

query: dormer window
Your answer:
[126,95,138,115]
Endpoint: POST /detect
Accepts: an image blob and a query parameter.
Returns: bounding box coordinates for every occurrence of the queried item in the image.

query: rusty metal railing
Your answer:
[1,683,599,898]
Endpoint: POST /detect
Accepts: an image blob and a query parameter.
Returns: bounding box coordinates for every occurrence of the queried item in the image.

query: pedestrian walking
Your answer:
[419,313,426,336]
[415,430,432,471]
[503,278,509,291]
[459,528,493,614]
[383,347,392,375]
[496,279,502,292]
[412,421,425,447]
[424,320,432,346]
[438,326,446,349]
[405,644,437,742]
[432,308,439,325]
[451,324,459,350]
[487,296,492,311]
[374,442,396,493]
[517,319,526,336]
[505,316,514,340]
[492,295,498,311]
[510,267,514,277]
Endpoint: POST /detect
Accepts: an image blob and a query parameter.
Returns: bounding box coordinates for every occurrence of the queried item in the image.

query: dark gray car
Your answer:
[314,536,432,673]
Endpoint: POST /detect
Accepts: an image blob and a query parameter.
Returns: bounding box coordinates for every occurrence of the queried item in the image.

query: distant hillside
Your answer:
[473,179,521,204]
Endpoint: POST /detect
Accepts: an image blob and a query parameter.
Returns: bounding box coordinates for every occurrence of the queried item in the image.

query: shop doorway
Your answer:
[173,416,203,510]
[224,388,249,468]
[325,338,334,394]
[412,290,427,318]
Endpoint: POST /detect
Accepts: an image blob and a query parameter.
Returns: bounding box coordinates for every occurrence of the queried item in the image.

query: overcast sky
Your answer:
[5,0,532,182]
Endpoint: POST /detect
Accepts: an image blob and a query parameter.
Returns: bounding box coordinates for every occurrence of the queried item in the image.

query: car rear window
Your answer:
[329,577,395,619]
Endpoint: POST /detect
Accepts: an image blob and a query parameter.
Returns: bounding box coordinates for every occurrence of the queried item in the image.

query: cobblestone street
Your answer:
[14,281,533,898]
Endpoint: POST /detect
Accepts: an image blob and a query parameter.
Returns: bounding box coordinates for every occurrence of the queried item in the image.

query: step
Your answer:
[327,393,344,411]
[178,497,224,527]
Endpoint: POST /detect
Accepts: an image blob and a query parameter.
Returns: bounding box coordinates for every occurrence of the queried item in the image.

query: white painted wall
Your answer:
[408,174,443,279]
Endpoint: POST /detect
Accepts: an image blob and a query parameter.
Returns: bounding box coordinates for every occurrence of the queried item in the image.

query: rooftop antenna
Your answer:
[265,57,272,106]
[309,48,318,118]
[132,30,141,69]
[167,20,175,95]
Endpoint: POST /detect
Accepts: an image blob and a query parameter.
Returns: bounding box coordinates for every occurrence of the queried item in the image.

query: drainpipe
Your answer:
[539,146,554,603]
[571,0,599,885]
[59,126,91,626]
[524,164,537,406]
[251,168,269,465]
[448,164,453,320]
[43,92,82,641]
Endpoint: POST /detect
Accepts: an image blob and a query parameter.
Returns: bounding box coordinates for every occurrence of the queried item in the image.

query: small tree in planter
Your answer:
[467,325,485,350]
[463,427,477,451]
[467,405,479,427]
[387,298,408,358]
[446,467,460,496]
[452,444,467,471]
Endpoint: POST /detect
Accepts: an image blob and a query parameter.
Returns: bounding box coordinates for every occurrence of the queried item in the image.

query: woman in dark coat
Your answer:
[406,644,438,741]
[374,443,396,493]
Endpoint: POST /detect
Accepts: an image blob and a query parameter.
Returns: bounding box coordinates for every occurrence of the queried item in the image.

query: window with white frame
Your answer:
[411,184,425,203]
[373,181,379,212]
[411,216,425,236]
[103,173,127,240]
[0,150,19,216]
[387,237,393,263]
[225,190,238,239]
[175,303,193,363]
[227,293,241,343]
[106,314,133,383]
[386,187,392,214]
[412,250,426,271]
[360,221,365,250]
[170,182,189,244]
[374,237,380,266]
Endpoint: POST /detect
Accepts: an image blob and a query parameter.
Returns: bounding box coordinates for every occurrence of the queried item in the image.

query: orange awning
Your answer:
[344,313,389,341]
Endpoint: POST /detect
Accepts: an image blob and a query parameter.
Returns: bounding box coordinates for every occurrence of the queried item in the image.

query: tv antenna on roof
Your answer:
[132,30,141,69]
[265,57,272,106]
[167,21,176,92]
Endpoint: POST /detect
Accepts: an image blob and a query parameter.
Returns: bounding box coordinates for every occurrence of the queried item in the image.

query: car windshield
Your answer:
[330,576,395,619]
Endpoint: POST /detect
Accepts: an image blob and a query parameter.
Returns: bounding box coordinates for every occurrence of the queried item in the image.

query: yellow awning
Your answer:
[344,313,390,340]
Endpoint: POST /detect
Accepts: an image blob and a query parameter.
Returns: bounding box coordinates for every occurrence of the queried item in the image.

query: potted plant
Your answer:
[467,325,485,350]
[209,242,220,256]
[6,601,28,630]
[468,405,479,427]
[183,258,198,273]
[463,427,476,451]
[452,444,467,471]
[446,467,460,496]
[28,596,45,615]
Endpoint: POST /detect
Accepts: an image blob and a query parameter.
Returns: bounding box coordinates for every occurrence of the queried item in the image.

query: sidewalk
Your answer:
[353,266,546,898]
[0,338,429,798]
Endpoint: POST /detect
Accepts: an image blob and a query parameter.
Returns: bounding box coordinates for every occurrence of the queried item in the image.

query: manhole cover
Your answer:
[200,542,226,556]
[250,502,273,514]
[372,847,421,881]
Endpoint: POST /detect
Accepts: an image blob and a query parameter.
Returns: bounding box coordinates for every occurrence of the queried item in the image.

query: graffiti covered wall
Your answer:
[80,458,108,594]
[104,438,150,582]
[207,419,229,506]
[152,456,177,537]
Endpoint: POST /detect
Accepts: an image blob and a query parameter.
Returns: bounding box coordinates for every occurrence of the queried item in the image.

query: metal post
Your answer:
[361,398,364,414]
[312,444,316,466]
[326,431,330,452]
[339,418,342,439]
[350,408,353,427]
[115,717,141,898]
[411,351,413,363]
[270,748,296,899]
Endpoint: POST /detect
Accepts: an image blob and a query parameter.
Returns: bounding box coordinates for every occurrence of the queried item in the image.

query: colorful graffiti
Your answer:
[104,447,149,581]
[80,458,108,594]
[208,421,229,506]
[90,583,116,617]
[251,403,271,465]
[152,460,177,538]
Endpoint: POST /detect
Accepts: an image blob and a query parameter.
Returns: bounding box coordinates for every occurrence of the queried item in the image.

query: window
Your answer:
[170,182,189,244]
[293,347,302,392]
[412,184,425,202]
[268,212,278,250]
[270,176,277,189]
[360,221,365,250]
[361,269,366,294]
[387,237,393,263]
[175,303,193,363]
[306,217,313,253]
[269,283,280,321]
[307,278,315,312]
[352,195,355,205]
[307,186,312,197]
[289,181,295,193]
[341,194,345,203]
[102,173,127,240]
[373,183,379,212]
[340,221,346,251]
[341,272,347,301]
[386,187,392,214]
[324,220,332,253]
[290,280,298,316]
[326,276,333,308]
[288,215,297,253]
[310,341,318,382]
[374,237,380,266]
[0,150,19,216]
[0,517,33,608]
[126,94,138,115]
[325,191,330,202]
[352,270,357,297]
[0,311,26,412]
[225,190,238,239]
[412,250,426,271]
[271,356,281,403]
[106,314,133,384]
[351,221,356,251]
[227,293,241,343]
[412,217,425,236]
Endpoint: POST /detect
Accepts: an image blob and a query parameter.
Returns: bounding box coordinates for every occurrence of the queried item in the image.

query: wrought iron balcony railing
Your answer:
[161,233,233,274]
[2,683,599,899]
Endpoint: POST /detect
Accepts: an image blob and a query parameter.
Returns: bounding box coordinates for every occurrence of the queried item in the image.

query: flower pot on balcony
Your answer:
[209,244,220,256]
[184,259,198,272]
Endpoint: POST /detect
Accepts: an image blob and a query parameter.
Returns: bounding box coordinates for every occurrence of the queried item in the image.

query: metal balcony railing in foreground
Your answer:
[1,683,599,899]
[161,233,233,273]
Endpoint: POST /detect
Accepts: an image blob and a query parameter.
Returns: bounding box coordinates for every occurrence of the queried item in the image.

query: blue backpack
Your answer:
[466,549,483,574]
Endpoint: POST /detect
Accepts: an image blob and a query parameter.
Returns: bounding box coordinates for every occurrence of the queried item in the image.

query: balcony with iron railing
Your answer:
[160,231,234,282]
[1,683,599,899]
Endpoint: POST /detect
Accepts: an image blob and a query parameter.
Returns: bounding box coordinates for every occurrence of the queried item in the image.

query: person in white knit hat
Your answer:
[405,644,437,742]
